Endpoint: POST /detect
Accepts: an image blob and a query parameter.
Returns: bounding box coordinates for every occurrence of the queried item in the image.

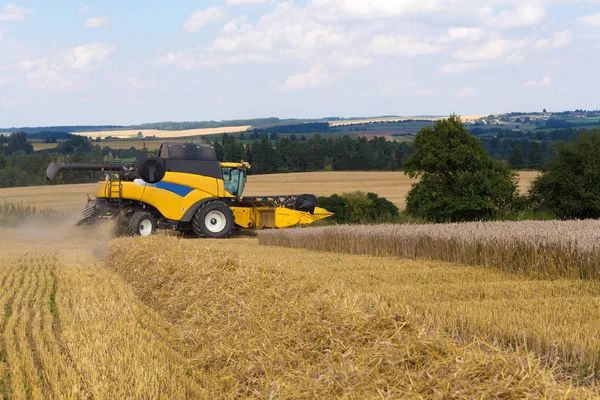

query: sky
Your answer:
[0,0,599,127]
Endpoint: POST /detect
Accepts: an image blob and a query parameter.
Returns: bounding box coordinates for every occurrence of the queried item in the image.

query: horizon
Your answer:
[1,1,599,126]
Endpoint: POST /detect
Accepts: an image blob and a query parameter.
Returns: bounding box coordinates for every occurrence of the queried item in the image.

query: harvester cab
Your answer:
[46,142,332,238]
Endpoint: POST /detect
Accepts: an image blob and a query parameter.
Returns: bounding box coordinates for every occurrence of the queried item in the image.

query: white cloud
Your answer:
[156,50,272,70]
[438,27,485,44]
[227,0,268,4]
[81,5,91,14]
[333,52,374,68]
[523,76,551,88]
[308,0,450,20]
[184,6,227,34]
[15,43,115,91]
[481,4,546,29]
[210,3,353,53]
[65,43,115,69]
[577,12,600,26]
[440,62,483,74]
[455,87,476,98]
[408,89,434,97]
[222,16,251,35]
[535,30,572,49]
[0,3,34,21]
[84,16,109,28]
[279,64,329,91]
[453,38,527,62]
[370,34,444,56]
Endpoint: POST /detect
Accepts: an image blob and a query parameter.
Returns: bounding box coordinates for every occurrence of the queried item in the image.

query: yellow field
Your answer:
[0,168,597,396]
[0,171,539,212]
[74,126,251,139]
[330,114,492,126]
[0,227,594,397]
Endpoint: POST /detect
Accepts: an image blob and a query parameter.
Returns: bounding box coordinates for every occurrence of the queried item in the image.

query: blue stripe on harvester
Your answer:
[154,182,195,197]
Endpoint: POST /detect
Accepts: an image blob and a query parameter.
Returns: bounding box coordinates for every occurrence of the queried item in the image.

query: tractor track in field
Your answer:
[0,251,86,398]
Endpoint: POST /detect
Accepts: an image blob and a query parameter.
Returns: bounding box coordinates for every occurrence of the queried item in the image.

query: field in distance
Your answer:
[330,114,490,127]
[0,170,539,211]
[74,126,251,139]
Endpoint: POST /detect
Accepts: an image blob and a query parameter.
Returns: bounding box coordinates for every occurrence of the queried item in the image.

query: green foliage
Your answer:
[508,144,525,169]
[529,130,600,219]
[317,192,399,224]
[527,142,543,170]
[405,115,519,222]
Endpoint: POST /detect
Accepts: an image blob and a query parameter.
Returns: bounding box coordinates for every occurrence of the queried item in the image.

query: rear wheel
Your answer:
[126,211,156,237]
[192,201,233,238]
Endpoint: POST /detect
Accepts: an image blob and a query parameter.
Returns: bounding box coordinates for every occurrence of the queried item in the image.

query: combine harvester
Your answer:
[46,142,332,238]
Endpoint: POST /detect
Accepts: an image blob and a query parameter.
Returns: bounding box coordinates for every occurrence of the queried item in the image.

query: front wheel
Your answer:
[192,201,233,239]
[126,211,156,237]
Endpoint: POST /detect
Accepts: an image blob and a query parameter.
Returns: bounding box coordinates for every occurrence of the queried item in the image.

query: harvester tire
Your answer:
[192,201,233,239]
[127,211,156,237]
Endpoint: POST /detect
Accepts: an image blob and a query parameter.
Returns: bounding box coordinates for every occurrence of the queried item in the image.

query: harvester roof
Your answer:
[158,142,217,161]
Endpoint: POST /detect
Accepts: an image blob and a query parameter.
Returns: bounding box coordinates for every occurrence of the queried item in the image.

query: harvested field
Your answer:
[106,235,599,397]
[330,114,491,126]
[0,219,596,396]
[74,126,250,139]
[0,171,539,211]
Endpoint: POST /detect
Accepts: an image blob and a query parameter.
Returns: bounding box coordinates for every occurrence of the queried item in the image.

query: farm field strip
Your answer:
[73,126,251,139]
[259,222,600,374]
[0,171,539,212]
[259,220,600,279]
[105,235,599,397]
[0,234,204,398]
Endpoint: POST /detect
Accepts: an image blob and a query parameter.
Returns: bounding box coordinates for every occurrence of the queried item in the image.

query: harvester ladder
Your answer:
[108,178,123,207]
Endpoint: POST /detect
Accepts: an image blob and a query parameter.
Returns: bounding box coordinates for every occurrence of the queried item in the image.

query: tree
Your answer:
[404,115,519,222]
[508,144,525,169]
[527,142,543,170]
[529,130,600,219]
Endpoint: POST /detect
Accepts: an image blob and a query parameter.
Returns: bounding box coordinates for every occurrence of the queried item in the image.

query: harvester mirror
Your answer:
[136,157,166,184]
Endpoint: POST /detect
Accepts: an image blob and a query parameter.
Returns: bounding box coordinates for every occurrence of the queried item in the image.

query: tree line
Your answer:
[402,116,600,221]
[213,135,413,174]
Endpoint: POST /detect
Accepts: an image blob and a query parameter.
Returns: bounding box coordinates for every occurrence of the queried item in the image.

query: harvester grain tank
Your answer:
[45,142,332,237]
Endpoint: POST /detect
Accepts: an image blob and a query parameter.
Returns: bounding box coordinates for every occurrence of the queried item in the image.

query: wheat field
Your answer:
[0,219,595,396]
[0,171,596,397]
[74,126,250,139]
[0,171,539,211]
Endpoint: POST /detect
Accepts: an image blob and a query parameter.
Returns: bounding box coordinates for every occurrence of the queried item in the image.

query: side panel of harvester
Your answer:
[95,171,235,221]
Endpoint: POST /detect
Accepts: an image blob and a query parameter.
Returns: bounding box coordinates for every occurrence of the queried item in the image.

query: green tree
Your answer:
[529,131,600,219]
[527,142,543,170]
[508,144,525,169]
[404,115,518,222]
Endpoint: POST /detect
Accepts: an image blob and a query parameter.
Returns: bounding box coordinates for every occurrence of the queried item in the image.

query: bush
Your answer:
[317,192,399,224]
[529,130,600,219]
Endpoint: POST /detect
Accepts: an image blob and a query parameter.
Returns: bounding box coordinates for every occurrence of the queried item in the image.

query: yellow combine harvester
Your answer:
[45,142,332,238]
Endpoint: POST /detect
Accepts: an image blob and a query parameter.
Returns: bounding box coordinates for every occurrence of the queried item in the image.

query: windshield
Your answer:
[222,167,245,197]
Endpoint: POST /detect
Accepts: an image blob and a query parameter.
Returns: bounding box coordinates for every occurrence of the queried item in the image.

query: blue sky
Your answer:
[0,0,599,126]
